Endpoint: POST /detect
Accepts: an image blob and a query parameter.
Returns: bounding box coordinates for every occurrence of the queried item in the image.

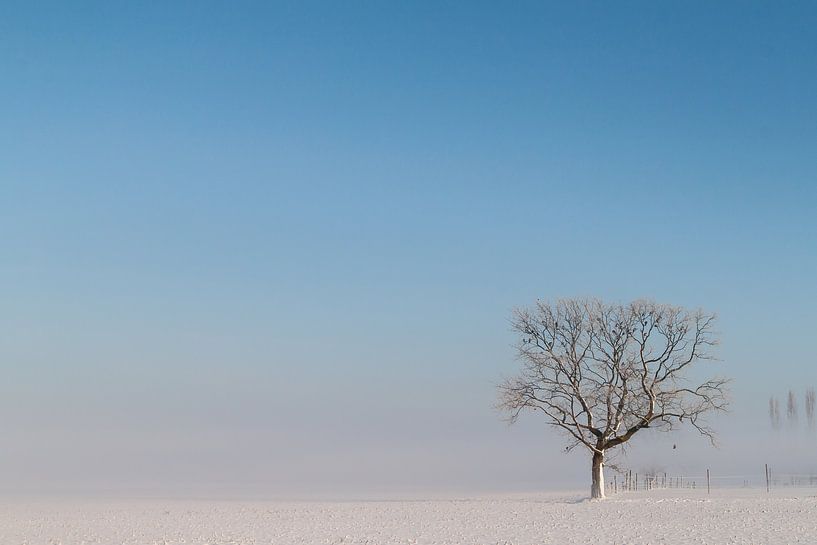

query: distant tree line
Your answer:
[769,388,815,429]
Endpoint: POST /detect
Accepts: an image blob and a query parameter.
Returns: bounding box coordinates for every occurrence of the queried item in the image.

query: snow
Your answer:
[1,488,816,544]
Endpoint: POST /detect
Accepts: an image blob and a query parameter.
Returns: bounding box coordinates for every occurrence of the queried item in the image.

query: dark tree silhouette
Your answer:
[769,396,781,429]
[787,390,798,423]
[499,298,729,499]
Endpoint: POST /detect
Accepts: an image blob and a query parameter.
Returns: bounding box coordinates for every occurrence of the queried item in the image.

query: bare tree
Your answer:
[787,390,798,423]
[806,388,815,428]
[769,396,781,429]
[498,298,729,499]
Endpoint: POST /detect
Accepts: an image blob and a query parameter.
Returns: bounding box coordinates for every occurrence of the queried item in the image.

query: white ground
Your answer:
[1,488,816,545]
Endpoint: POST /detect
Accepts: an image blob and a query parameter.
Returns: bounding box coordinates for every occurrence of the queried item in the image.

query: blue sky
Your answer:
[2,2,817,495]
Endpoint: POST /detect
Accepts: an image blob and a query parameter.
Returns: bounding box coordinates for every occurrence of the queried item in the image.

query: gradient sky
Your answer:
[2,2,817,496]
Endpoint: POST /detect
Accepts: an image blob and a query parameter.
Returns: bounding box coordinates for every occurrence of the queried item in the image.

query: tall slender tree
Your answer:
[787,390,798,423]
[769,396,781,429]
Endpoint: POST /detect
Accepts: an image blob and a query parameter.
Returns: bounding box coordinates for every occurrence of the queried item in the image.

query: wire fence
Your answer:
[607,465,817,495]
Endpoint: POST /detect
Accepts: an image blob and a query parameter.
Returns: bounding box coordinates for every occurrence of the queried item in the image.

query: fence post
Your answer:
[765,464,770,493]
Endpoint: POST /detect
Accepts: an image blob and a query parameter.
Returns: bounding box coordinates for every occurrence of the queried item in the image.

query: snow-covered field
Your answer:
[1,488,816,545]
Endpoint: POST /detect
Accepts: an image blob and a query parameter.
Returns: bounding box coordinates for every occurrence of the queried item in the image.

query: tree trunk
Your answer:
[590,450,605,499]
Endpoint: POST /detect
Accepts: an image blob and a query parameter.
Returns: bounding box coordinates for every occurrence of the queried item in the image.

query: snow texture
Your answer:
[1,488,815,544]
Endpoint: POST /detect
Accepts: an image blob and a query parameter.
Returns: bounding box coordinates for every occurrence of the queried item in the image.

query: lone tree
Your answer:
[498,298,729,499]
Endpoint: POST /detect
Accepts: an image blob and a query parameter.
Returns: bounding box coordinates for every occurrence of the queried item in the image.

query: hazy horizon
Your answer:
[3,2,817,498]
